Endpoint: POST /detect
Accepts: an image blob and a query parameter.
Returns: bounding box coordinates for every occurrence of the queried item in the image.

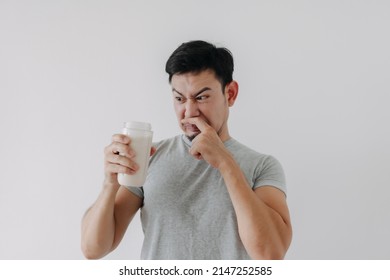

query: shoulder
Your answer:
[152,135,182,149]
[226,138,272,163]
[150,135,187,161]
[226,138,285,174]
[227,139,287,193]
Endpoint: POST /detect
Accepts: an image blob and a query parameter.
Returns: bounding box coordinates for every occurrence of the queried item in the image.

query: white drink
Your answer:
[117,121,153,187]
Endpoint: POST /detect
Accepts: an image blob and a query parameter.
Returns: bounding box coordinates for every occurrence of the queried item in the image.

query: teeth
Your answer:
[184,124,199,130]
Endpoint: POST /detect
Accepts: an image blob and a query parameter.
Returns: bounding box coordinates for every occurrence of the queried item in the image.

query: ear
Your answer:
[224,81,239,107]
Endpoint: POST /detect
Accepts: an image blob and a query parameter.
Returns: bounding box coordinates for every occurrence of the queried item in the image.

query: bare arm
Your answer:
[81,185,142,259]
[186,117,292,259]
[218,157,292,259]
[81,134,148,259]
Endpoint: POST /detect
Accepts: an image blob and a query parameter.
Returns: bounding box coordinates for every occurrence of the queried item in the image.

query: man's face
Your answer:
[171,69,235,141]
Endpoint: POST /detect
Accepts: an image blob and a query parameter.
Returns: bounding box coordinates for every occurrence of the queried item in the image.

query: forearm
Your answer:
[219,157,290,259]
[81,183,119,259]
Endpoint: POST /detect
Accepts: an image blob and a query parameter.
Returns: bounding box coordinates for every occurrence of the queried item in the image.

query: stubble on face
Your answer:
[182,122,201,141]
[186,134,197,142]
[172,70,231,142]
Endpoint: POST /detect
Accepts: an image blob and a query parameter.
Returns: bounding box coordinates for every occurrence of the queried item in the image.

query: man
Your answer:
[81,40,292,260]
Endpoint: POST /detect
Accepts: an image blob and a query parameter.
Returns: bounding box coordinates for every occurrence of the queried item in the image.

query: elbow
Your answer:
[249,245,287,260]
[81,228,114,259]
[81,243,100,260]
[82,248,100,260]
[247,227,293,260]
[81,239,109,260]
[261,246,287,260]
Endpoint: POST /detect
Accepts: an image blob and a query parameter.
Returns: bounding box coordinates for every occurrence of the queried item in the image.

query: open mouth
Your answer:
[182,123,200,141]
[183,123,200,132]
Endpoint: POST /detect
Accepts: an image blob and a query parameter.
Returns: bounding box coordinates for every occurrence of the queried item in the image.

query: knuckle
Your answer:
[111,134,120,142]
[120,134,131,143]
[112,134,125,143]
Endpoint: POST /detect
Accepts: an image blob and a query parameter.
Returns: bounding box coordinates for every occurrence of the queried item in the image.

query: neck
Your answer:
[217,126,231,142]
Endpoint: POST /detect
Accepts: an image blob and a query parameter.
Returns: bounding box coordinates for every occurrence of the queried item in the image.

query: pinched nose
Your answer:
[184,100,200,118]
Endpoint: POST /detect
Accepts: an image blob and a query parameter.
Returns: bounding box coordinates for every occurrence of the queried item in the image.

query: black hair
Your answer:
[165,40,234,90]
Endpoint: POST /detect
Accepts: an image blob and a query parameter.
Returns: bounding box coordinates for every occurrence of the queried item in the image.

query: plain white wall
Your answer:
[1,0,389,259]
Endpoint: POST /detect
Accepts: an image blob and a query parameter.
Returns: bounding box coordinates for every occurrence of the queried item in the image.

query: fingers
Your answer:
[189,147,203,160]
[105,160,138,176]
[181,117,211,132]
[104,134,138,176]
[106,152,139,173]
[111,133,131,144]
[106,141,135,158]
[104,134,156,178]
[109,134,133,156]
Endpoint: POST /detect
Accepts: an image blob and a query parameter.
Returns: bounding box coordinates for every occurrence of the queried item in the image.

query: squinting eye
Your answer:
[175,96,183,102]
[196,95,208,101]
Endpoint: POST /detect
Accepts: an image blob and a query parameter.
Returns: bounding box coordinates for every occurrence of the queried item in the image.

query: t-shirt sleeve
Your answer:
[123,186,144,198]
[253,155,287,195]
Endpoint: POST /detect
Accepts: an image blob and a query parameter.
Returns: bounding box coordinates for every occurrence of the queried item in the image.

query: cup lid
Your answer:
[124,121,152,131]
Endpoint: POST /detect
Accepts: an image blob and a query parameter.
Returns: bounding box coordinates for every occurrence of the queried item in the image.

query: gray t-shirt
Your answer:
[125,135,286,259]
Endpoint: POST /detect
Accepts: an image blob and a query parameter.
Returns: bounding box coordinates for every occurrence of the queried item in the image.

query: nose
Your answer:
[184,99,199,118]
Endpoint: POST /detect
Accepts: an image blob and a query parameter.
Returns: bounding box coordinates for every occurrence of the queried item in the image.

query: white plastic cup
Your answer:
[117,121,153,187]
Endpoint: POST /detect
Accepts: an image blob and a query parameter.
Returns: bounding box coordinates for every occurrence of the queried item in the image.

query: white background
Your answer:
[1,0,389,260]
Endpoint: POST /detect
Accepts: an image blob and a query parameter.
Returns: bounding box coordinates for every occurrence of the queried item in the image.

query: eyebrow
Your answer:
[172,87,211,97]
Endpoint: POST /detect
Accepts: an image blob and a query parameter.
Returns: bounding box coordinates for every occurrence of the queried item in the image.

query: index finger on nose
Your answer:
[183,117,210,132]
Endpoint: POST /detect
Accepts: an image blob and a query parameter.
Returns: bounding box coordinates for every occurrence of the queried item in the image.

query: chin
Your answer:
[185,133,200,142]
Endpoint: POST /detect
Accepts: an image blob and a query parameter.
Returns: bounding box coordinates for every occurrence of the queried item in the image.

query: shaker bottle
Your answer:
[117,121,153,187]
